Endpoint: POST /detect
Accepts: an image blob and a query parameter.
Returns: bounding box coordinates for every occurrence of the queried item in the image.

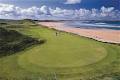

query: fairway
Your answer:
[18,27,107,72]
[0,21,120,80]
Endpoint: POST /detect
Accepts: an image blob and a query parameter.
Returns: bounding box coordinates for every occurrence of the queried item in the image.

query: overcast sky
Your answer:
[0,0,120,20]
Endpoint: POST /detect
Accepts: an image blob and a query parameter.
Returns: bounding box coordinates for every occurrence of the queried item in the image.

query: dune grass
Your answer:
[0,20,120,80]
[0,27,42,57]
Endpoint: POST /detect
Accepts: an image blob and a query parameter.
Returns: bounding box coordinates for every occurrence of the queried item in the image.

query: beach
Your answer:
[39,22,120,44]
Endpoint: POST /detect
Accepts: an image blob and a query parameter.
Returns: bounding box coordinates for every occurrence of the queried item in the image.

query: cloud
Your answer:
[100,6,114,17]
[0,3,119,20]
[40,5,51,15]
[0,3,51,19]
[65,0,81,4]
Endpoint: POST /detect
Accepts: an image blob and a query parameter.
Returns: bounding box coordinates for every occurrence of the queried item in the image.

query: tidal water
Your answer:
[64,21,120,30]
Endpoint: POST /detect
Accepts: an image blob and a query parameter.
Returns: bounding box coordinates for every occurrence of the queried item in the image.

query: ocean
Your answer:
[64,21,120,30]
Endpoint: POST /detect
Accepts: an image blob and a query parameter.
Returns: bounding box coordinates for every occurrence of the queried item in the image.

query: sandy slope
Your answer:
[39,22,120,44]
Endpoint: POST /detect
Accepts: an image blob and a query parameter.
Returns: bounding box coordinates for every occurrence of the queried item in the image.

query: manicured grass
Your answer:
[0,20,120,80]
[18,27,107,71]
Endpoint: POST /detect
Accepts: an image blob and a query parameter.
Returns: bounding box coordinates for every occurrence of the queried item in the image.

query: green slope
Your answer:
[0,20,120,80]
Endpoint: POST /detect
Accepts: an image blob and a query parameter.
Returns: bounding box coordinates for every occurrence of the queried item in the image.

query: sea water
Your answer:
[64,21,120,30]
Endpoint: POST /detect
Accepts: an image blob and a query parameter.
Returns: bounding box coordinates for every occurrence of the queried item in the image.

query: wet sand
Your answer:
[39,22,120,44]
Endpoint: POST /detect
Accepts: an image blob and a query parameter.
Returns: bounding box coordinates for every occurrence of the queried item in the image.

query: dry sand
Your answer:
[39,22,120,44]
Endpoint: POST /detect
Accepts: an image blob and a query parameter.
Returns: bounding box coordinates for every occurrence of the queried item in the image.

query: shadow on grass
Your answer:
[0,27,46,58]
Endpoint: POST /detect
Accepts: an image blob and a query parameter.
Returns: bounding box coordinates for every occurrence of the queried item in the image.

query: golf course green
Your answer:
[0,20,120,80]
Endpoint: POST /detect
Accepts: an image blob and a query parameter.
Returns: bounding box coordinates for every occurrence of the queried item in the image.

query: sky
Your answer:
[0,0,120,20]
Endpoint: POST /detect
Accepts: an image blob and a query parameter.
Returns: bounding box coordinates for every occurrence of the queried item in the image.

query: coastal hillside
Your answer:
[0,20,120,80]
[0,27,43,57]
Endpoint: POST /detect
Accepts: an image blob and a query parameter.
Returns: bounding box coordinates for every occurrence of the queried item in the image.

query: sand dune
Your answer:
[39,22,120,44]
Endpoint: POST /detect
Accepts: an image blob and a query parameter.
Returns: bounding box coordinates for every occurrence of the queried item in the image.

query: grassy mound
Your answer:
[0,27,44,57]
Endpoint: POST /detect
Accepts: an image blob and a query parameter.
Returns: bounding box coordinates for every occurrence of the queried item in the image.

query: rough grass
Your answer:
[0,20,120,80]
[0,27,44,58]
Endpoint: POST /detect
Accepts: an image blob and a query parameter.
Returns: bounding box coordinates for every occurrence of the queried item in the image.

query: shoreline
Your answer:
[38,22,120,44]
